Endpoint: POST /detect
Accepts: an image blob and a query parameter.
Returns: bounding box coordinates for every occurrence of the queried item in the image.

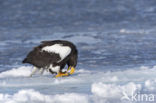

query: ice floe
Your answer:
[0,89,89,103]
[1,66,156,102]
[91,82,142,98]
[0,66,32,78]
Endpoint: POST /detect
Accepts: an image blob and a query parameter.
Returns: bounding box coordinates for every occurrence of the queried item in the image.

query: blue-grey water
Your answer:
[0,0,156,103]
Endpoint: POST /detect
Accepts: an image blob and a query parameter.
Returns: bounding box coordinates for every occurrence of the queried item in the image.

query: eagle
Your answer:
[22,40,78,78]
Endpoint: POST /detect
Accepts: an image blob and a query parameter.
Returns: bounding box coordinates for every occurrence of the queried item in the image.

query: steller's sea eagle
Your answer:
[22,40,78,78]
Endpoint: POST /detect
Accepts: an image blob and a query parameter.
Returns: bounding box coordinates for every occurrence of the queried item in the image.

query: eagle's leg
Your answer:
[39,68,44,75]
[67,66,75,75]
[30,66,38,77]
[66,66,71,72]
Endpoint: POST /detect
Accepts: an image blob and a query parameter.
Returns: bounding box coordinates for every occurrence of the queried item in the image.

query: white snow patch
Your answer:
[91,82,142,98]
[1,65,156,103]
[52,93,89,103]
[0,66,83,87]
[101,65,156,83]
[0,89,89,103]
[0,66,51,78]
[76,69,91,73]
[42,44,71,62]
[0,66,32,78]
[54,77,81,84]
[144,79,156,91]
[108,76,118,82]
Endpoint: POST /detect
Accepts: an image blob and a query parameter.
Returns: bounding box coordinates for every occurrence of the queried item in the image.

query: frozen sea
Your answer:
[0,0,156,103]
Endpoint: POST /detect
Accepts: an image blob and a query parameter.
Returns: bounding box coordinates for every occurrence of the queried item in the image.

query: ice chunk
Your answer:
[91,82,142,98]
[0,66,32,78]
[0,89,89,103]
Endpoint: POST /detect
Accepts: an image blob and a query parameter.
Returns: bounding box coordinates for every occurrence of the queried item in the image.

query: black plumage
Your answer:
[23,40,78,77]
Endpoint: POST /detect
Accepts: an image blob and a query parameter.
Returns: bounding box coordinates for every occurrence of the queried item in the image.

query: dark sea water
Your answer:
[0,0,156,103]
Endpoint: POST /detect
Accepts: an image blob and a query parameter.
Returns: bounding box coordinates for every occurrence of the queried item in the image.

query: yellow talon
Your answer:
[55,72,69,78]
[69,67,75,74]
[55,66,75,77]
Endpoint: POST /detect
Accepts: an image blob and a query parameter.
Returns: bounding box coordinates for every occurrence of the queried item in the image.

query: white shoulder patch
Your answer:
[42,44,71,62]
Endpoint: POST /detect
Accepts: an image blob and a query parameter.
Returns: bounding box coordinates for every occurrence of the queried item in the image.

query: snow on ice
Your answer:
[0,65,156,103]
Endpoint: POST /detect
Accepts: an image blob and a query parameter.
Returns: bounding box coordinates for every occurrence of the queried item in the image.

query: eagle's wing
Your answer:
[24,47,61,68]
